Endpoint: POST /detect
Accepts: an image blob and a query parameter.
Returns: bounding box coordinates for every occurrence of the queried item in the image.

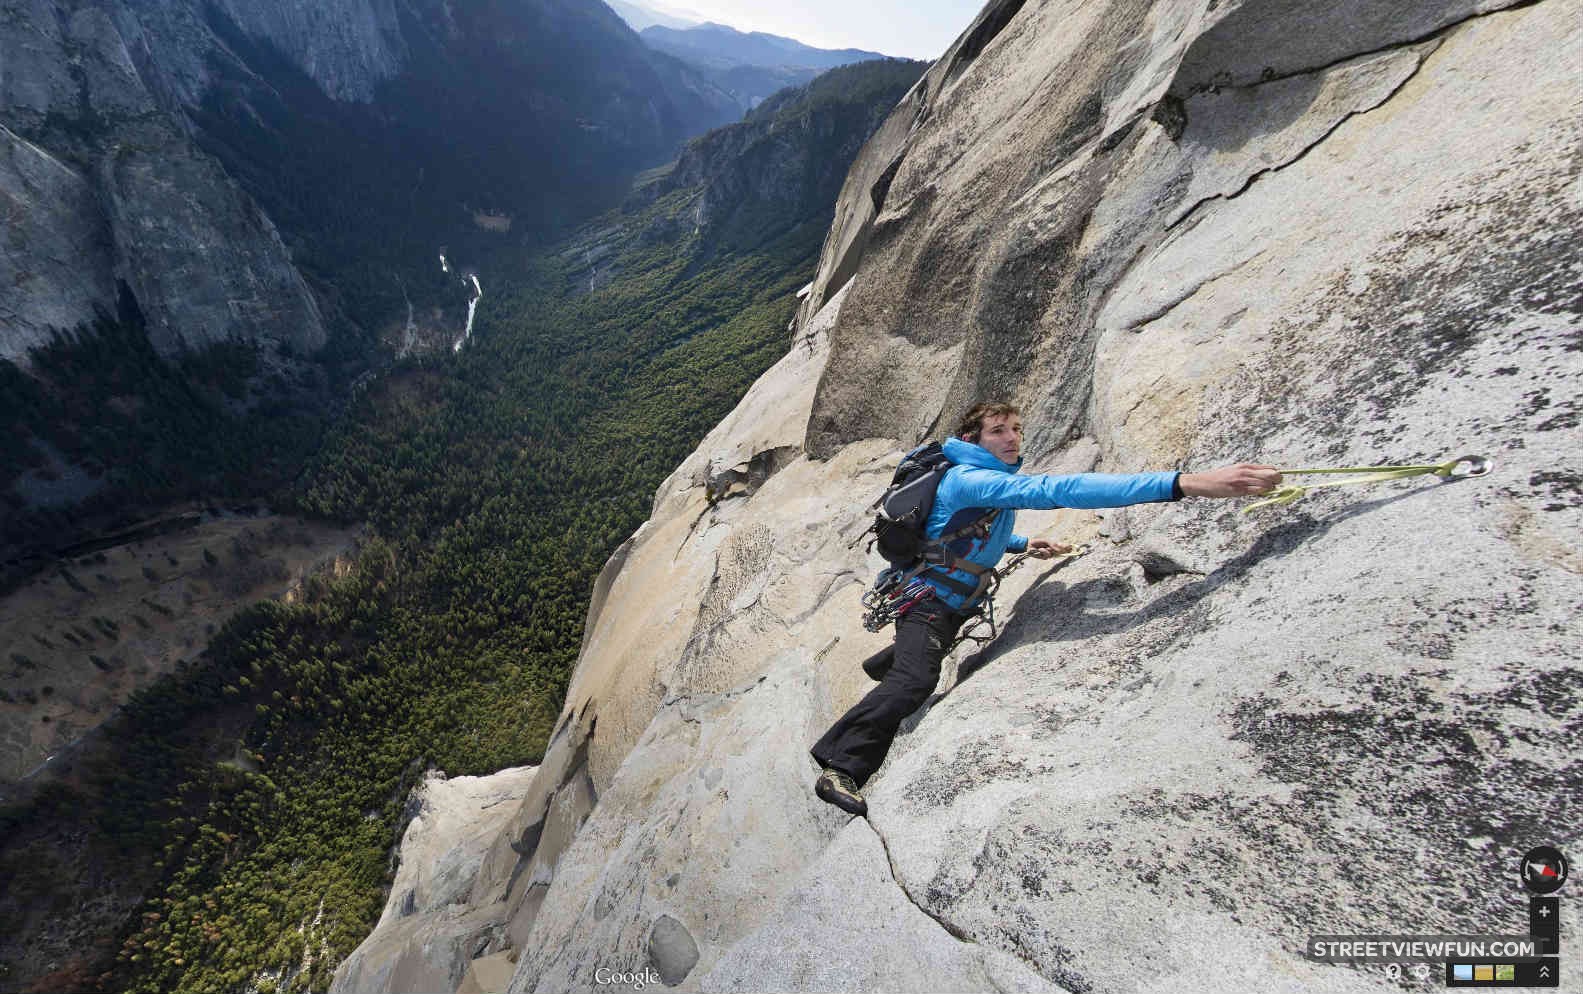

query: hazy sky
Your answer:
[647,0,989,60]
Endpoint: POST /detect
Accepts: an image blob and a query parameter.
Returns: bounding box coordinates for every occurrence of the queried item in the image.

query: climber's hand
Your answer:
[1027,539,1074,559]
[1179,463,1283,498]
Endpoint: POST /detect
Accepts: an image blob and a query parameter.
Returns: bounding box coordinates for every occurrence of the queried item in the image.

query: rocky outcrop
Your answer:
[350,1,1582,990]
[89,0,408,110]
[639,60,927,252]
[0,0,330,361]
[99,133,327,357]
[329,766,537,994]
[0,126,118,355]
[559,59,923,294]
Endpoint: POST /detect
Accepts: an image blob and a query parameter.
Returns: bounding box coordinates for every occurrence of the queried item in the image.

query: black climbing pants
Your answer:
[810,607,968,788]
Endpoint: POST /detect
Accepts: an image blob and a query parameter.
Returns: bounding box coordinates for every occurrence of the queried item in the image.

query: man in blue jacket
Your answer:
[811,401,1282,815]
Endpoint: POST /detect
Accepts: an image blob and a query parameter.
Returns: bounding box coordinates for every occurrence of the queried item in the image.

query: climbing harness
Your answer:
[861,543,1091,652]
[951,543,1090,649]
[1242,455,1492,513]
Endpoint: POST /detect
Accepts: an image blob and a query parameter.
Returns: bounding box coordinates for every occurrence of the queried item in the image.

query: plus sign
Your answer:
[1539,906,1552,918]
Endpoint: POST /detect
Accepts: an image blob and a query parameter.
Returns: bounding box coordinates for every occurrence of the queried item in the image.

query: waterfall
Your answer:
[455,274,483,352]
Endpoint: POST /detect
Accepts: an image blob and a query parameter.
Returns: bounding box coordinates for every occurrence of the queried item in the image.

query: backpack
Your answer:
[853,443,1002,632]
[859,442,999,593]
[870,442,953,566]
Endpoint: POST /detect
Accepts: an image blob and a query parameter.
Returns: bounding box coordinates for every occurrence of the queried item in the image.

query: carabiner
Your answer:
[1443,455,1493,478]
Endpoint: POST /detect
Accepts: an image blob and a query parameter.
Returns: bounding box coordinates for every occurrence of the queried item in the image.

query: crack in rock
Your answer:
[1162,0,1548,235]
[1121,250,1264,331]
[866,819,977,944]
[1165,41,1438,233]
[865,819,1073,990]
[783,569,861,629]
[675,504,716,559]
[1169,0,1541,97]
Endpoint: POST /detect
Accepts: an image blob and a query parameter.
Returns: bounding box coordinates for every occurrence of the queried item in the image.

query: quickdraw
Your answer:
[860,566,938,632]
[1243,455,1492,513]
[954,593,998,651]
[997,543,1090,580]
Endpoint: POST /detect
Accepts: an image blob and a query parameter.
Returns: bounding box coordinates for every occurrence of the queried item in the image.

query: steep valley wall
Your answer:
[0,0,734,364]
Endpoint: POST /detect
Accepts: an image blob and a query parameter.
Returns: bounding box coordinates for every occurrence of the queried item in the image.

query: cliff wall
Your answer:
[0,0,329,360]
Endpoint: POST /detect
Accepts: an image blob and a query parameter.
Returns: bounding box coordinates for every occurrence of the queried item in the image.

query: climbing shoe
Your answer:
[814,768,867,816]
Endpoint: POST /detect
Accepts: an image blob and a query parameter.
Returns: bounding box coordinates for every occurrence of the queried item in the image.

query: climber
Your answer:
[810,401,1282,816]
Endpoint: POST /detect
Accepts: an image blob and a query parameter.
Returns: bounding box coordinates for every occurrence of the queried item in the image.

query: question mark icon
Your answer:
[1385,963,1401,981]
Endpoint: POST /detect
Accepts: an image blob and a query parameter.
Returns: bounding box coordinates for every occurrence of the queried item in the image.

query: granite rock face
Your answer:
[328,766,537,994]
[0,0,333,360]
[84,0,408,111]
[639,61,927,253]
[98,134,328,357]
[351,1,1582,990]
[0,126,118,352]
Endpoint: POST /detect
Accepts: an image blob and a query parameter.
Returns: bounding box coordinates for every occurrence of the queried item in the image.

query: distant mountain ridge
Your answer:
[0,0,740,366]
[605,0,699,31]
[640,20,893,113]
[642,22,888,71]
[645,60,929,252]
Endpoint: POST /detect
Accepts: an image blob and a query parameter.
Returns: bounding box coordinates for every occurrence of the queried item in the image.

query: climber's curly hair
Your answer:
[956,402,1021,442]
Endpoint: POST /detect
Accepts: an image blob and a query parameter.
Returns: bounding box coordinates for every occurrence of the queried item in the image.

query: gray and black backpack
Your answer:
[860,442,999,597]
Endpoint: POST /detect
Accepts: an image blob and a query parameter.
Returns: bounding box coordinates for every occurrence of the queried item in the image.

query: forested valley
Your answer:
[0,59,924,994]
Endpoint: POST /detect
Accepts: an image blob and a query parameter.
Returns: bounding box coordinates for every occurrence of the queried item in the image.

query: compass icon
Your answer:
[1520,846,1569,895]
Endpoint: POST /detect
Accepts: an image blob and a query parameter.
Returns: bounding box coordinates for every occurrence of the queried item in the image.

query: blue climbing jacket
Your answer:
[921,437,1181,610]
